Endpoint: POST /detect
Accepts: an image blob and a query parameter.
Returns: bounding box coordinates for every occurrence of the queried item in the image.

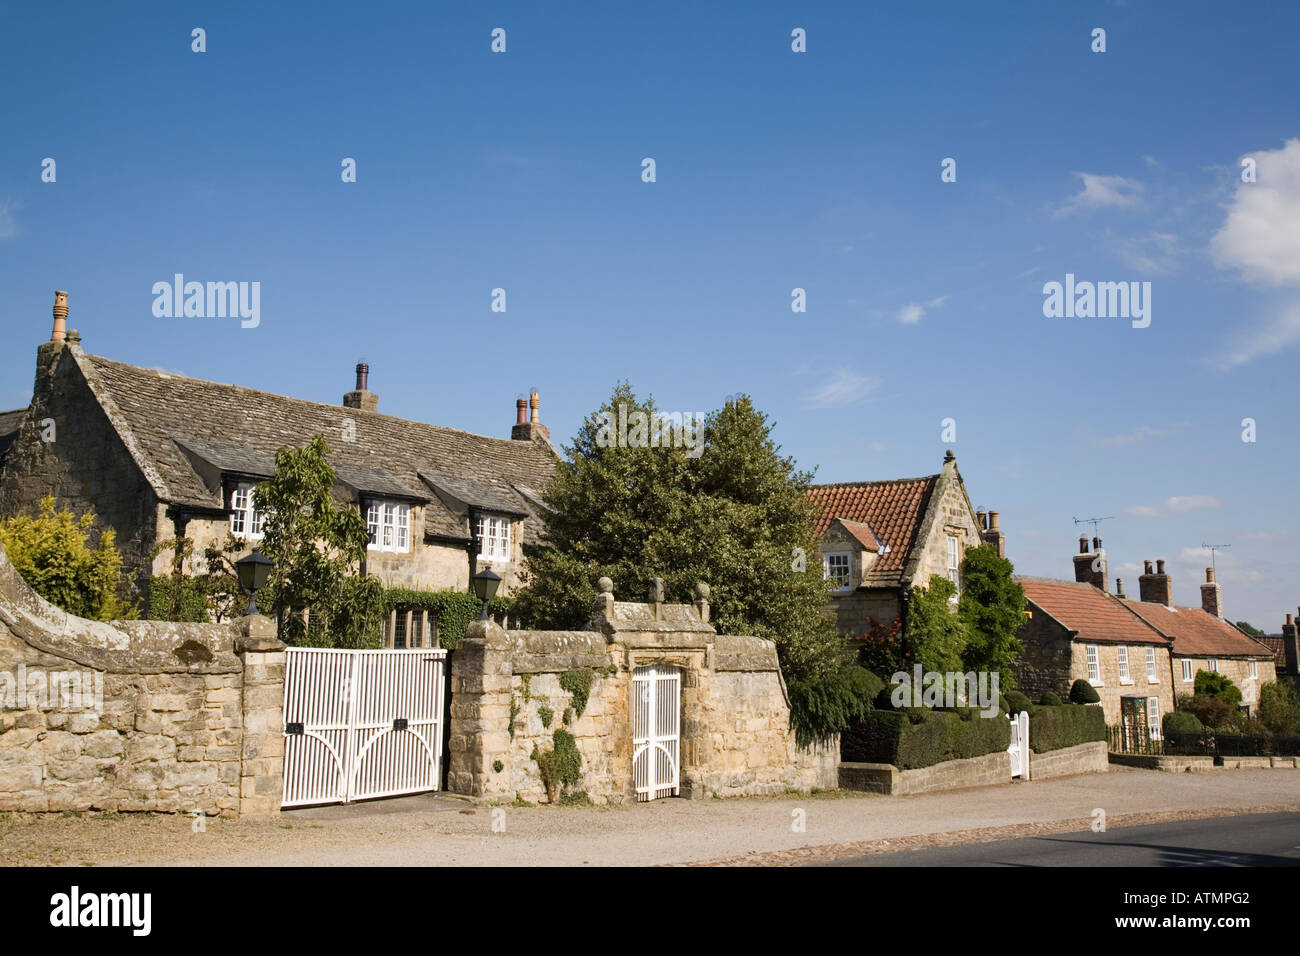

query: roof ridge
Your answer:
[86,353,546,455]
[810,474,938,489]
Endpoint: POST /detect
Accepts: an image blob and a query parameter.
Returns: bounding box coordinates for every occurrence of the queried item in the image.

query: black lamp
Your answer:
[235,549,272,616]
[470,565,502,620]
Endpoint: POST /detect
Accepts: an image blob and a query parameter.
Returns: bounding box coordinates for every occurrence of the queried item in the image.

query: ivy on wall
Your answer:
[380,588,515,649]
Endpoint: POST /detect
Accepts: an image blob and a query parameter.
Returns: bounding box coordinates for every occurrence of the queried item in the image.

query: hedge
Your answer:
[843,707,1010,769]
[1027,703,1106,753]
[1163,711,1204,735]
[381,588,515,649]
[1164,731,1300,757]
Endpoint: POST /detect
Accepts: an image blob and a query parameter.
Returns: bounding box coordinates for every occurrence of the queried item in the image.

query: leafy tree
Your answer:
[1194,669,1243,708]
[901,575,968,675]
[513,384,870,740]
[255,437,383,647]
[1258,681,1300,736]
[147,534,245,623]
[1233,620,1266,638]
[0,495,137,620]
[957,544,1026,685]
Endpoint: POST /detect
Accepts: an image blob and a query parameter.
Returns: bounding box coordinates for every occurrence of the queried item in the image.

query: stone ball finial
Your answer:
[597,576,613,594]
[695,581,710,600]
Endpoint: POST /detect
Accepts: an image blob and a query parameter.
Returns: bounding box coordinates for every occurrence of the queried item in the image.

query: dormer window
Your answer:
[824,552,852,592]
[477,513,511,562]
[367,499,410,553]
[229,482,267,539]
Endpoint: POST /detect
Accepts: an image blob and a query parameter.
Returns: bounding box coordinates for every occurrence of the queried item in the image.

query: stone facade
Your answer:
[1172,655,1275,712]
[0,542,283,816]
[447,583,839,804]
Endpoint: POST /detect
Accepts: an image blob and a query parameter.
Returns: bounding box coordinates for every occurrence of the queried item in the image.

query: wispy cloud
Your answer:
[1126,495,1222,517]
[896,295,949,325]
[1213,298,1300,369]
[0,201,19,241]
[803,369,879,409]
[1088,423,1181,447]
[1108,230,1180,274]
[1057,172,1144,216]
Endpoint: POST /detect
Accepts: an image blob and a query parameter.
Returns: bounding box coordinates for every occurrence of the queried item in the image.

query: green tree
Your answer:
[902,575,968,675]
[0,496,137,621]
[957,544,1027,686]
[1234,620,1266,638]
[1194,669,1243,708]
[255,437,383,647]
[147,534,245,623]
[1258,681,1300,736]
[513,385,870,740]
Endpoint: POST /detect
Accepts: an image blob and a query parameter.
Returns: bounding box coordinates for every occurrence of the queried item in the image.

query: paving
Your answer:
[1,767,1296,867]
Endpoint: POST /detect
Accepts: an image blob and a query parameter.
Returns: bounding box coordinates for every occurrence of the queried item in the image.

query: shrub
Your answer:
[1028,704,1106,753]
[535,729,582,802]
[1182,693,1237,730]
[1194,670,1243,708]
[1037,692,1062,706]
[842,708,1009,769]
[1163,710,1204,734]
[1004,690,1032,715]
[1258,681,1300,737]
[787,665,879,746]
[1069,679,1100,704]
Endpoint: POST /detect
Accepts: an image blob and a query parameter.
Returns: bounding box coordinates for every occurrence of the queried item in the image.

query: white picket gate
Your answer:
[1007,709,1030,780]
[632,665,681,801]
[281,647,447,808]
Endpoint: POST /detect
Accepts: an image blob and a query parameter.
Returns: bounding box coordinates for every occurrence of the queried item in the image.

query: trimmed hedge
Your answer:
[1004,690,1032,715]
[1028,703,1106,753]
[1163,710,1204,734]
[1069,679,1100,704]
[843,707,1010,769]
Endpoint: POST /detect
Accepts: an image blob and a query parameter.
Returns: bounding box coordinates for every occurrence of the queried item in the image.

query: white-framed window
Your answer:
[366,499,410,553]
[1146,646,1158,683]
[476,514,511,562]
[1248,659,1257,680]
[1147,697,1162,740]
[1207,658,1219,673]
[946,535,961,589]
[1086,645,1101,684]
[1181,659,1194,682]
[824,552,852,592]
[1117,645,1131,684]
[229,482,268,539]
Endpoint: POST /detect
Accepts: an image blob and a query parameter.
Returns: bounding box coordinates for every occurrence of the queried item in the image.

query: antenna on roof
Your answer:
[1072,515,1115,538]
[1202,542,1230,573]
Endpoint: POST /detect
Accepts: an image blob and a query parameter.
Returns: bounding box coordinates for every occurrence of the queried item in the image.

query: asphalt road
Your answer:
[823,812,1300,866]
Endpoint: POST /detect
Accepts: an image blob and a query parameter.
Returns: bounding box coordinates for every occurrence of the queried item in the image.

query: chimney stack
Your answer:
[1282,613,1300,676]
[1116,578,1126,598]
[1138,558,1172,605]
[1200,567,1222,618]
[512,390,551,443]
[515,397,527,425]
[979,509,1005,558]
[343,362,379,413]
[51,291,68,344]
[1072,535,1106,591]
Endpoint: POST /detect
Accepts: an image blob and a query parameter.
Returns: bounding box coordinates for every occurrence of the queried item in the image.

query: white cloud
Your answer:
[1089,423,1180,447]
[896,295,949,325]
[1057,172,1144,216]
[1108,230,1180,274]
[1142,155,1161,169]
[0,201,19,241]
[869,441,887,452]
[1214,298,1300,369]
[1211,139,1300,286]
[1125,495,1222,517]
[803,369,879,409]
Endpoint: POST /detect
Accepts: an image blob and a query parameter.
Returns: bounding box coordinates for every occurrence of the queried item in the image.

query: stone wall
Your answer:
[1068,642,1176,727]
[447,586,838,805]
[0,542,284,816]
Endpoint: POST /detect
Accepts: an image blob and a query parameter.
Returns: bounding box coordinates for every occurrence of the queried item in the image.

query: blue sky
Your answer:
[2,1,1298,627]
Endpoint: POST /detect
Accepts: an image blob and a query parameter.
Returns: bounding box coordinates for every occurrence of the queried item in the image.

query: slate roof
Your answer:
[808,476,938,583]
[0,408,25,466]
[74,349,557,545]
[1121,601,1277,659]
[1016,577,1170,646]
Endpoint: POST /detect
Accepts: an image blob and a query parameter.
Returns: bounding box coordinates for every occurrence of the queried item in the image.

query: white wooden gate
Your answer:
[282,647,447,808]
[1007,709,1030,780]
[632,665,680,801]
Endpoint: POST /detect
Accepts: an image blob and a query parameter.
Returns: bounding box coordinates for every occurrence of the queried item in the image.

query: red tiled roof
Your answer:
[1256,636,1287,668]
[1016,577,1170,646]
[836,519,881,553]
[808,476,937,577]
[1122,601,1276,658]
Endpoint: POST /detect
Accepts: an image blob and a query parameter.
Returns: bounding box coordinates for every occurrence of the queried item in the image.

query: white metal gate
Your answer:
[282,647,447,808]
[632,665,680,801]
[1007,709,1030,780]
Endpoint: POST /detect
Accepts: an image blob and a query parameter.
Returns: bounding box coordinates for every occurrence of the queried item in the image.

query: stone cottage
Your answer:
[0,292,557,646]
[1119,564,1277,714]
[807,450,1005,642]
